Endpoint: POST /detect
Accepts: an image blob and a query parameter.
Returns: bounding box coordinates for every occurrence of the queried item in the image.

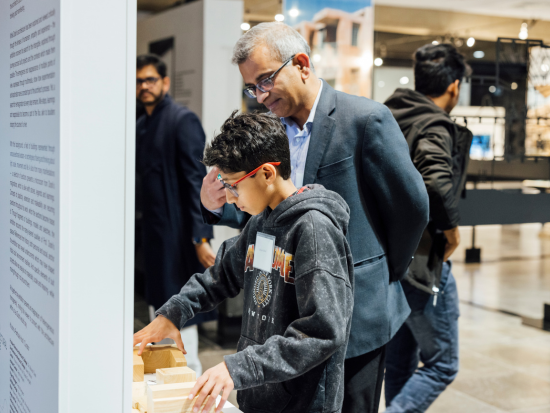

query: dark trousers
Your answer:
[342,345,386,413]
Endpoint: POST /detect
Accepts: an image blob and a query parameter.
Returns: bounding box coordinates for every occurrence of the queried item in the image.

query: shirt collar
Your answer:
[281,80,323,131]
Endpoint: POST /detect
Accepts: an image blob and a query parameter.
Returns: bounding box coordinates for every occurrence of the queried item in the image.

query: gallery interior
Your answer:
[130,1,550,412]
[2,0,550,412]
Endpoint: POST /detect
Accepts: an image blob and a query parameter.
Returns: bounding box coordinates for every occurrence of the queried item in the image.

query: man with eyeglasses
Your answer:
[200,23,429,413]
[135,54,216,375]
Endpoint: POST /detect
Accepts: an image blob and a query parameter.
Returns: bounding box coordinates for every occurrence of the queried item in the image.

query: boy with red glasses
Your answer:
[134,110,354,413]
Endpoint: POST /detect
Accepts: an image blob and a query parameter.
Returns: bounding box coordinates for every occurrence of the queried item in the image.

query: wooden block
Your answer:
[135,345,187,374]
[169,349,187,368]
[133,381,147,397]
[148,382,195,400]
[134,353,145,382]
[156,367,196,384]
[133,395,147,413]
[148,395,216,413]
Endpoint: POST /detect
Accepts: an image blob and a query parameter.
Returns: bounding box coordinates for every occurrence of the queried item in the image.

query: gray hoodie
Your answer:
[157,185,354,413]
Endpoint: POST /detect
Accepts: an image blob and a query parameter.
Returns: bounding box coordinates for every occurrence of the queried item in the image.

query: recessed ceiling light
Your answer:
[289,8,299,17]
[241,22,250,31]
[374,58,383,66]
[473,50,485,58]
[400,76,409,85]
[432,40,439,45]
[467,37,475,47]
[511,82,518,90]
[275,14,284,22]
[489,85,496,93]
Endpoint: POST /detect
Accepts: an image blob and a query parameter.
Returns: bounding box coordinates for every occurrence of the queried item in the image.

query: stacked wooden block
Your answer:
[132,344,218,413]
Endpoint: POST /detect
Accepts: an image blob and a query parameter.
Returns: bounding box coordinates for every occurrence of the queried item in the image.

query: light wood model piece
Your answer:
[156,367,197,384]
[132,344,218,413]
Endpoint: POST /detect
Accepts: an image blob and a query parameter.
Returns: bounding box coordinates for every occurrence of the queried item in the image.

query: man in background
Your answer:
[383,43,473,412]
[136,54,216,374]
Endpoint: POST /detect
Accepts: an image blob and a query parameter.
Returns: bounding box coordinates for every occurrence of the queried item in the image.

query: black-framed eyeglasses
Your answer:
[136,77,161,87]
[243,55,296,98]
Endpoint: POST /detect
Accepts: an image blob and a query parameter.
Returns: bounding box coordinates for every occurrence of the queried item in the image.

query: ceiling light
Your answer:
[289,8,299,18]
[473,50,485,58]
[489,85,496,93]
[519,29,528,40]
[400,76,410,85]
[313,54,322,63]
[467,37,475,47]
[432,40,439,45]
[275,14,284,22]
[374,57,383,66]
[241,22,250,31]
[511,82,518,90]
[378,81,385,88]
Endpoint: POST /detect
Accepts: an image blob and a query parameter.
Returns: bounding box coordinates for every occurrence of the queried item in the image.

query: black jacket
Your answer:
[136,95,214,322]
[203,80,429,358]
[385,88,473,293]
[158,186,354,413]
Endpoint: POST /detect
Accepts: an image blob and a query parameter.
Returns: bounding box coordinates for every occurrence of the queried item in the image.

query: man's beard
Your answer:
[139,90,164,106]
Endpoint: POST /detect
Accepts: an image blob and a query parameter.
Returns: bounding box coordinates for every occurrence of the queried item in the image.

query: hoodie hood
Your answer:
[385,88,458,147]
[264,184,351,236]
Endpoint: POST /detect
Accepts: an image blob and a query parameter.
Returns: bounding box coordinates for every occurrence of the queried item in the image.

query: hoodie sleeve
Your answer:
[412,126,459,230]
[224,211,353,390]
[155,235,244,329]
[360,105,429,281]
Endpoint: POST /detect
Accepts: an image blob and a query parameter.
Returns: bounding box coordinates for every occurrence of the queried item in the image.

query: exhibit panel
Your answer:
[1,0,136,412]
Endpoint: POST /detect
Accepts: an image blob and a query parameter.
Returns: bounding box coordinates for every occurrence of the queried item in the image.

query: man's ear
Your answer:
[162,76,171,93]
[294,53,312,80]
[448,79,460,98]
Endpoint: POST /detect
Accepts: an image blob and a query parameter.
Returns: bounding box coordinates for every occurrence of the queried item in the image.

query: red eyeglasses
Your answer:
[218,162,281,197]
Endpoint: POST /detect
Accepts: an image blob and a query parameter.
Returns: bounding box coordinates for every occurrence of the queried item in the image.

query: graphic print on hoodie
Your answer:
[157,185,354,413]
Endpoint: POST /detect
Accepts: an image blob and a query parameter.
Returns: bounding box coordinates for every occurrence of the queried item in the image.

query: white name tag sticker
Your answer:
[253,232,276,273]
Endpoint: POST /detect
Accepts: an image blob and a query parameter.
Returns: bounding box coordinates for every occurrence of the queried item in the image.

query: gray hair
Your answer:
[232,22,313,67]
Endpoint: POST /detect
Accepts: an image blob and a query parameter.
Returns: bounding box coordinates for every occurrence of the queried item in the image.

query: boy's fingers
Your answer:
[204,383,223,413]
[173,334,187,355]
[189,373,208,400]
[138,338,150,356]
[193,378,215,412]
[216,387,231,413]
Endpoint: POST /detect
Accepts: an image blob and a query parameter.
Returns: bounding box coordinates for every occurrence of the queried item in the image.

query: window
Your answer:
[352,23,360,47]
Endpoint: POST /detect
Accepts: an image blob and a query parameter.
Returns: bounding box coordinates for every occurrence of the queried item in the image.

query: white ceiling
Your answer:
[375,0,550,21]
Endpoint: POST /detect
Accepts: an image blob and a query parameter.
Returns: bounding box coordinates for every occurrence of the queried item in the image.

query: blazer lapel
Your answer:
[303,80,337,185]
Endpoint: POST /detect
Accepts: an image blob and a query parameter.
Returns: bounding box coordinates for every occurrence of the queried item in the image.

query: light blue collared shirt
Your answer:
[280,80,323,188]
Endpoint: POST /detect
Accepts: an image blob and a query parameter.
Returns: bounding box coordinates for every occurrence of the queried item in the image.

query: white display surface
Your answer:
[1,1,60,411]
[2,0,136,412]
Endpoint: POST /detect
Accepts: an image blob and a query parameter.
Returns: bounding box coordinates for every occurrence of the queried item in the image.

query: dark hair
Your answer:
[203,111,291,179]
[414,43,471,97]
[136,54,167,78]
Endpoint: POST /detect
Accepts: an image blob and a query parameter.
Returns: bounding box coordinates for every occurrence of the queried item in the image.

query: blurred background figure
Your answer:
[383,43,472,412]
[136,54,216,375]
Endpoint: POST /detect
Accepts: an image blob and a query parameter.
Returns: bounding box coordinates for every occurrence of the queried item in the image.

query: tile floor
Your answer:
[135,223,550,412]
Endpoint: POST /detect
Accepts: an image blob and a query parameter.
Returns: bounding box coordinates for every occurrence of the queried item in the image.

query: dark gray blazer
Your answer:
[207,81,429,358]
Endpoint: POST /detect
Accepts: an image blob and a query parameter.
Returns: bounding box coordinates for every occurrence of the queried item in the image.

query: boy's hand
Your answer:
[189,361,234,413]
[201,167,227,211]
[133,315,186,356]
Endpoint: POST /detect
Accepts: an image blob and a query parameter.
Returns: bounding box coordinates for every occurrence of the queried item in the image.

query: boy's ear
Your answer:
[262,164,278,185]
